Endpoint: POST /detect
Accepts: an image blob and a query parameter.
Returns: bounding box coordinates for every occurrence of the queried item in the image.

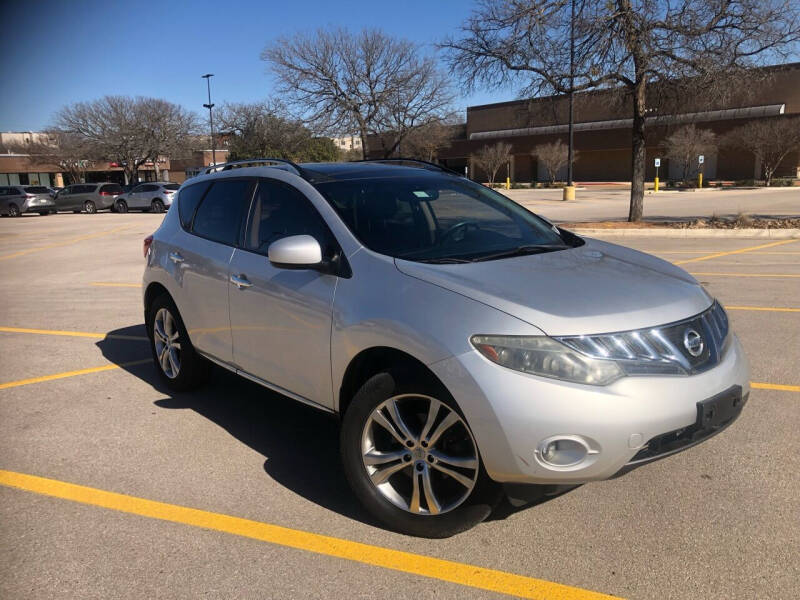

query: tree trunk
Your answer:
[628,80,647,222]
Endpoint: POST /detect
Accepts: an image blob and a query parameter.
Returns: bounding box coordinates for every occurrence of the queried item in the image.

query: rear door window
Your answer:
[191,179,254,246]
[24,186,50,194]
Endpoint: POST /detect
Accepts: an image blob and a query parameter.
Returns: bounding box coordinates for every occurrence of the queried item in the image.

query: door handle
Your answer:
[230,273,253,289]
[169,251,184,264]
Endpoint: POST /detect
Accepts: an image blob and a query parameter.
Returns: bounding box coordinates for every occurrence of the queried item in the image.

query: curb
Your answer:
[570,228,800,238]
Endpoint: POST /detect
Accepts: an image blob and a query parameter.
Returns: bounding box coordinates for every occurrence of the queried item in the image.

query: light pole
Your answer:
[202,74,216,166]
[564,0,576,201]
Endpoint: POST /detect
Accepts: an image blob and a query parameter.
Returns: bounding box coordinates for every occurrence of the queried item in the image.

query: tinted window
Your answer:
[164,183,180,191]
[315,176,568,262]
[141,184,159,192]
[178,181,210,229]
[101,184,123,194]
[191,179,252,245]
[76,185,95,193]
[245,179,331,254]
[24,186,50,194]
[132,185,147,193]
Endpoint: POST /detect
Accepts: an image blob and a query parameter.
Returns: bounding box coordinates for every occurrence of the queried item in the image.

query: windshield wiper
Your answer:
[471,244,569,262]
[417,257,473,264]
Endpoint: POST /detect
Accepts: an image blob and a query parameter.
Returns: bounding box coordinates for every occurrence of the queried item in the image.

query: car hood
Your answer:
[394,238,712,336]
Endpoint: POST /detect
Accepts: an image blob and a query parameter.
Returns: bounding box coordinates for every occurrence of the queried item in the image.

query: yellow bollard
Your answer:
[562,185,576,201]
[654,176,659,193]
[698,172,703,188]
[506,177,510,190]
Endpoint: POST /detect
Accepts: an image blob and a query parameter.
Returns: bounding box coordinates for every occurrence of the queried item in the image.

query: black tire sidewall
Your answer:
[85,201,96,213]
[340,369,500,538]
[116,200,128,213]
[9,204,20,217]
[148,293,207,392]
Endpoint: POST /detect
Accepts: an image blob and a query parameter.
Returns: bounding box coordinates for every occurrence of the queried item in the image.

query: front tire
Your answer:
[9,203,20,217]
[148,293,208,391]
[84,200,97,214]
[340,369,501,537]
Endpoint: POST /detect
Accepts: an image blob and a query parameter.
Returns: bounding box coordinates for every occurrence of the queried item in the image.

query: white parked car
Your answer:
[115,182,179,213]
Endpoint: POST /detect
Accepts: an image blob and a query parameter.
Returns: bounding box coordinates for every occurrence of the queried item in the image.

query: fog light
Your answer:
[538,437,589,467]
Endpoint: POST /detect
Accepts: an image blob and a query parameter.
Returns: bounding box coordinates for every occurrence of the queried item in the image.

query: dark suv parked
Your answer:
[54,183,123,213]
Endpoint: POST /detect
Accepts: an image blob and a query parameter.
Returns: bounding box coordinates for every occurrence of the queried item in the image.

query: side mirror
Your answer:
[268,235,323,269]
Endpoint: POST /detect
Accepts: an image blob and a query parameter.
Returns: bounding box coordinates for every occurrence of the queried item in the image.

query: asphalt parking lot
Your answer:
[1,212,798,600]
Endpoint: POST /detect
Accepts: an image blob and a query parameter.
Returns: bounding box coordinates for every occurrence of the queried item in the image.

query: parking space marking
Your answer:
[726,306,800,313]
[91,282,143,288]
[0,326,147,341]
[0,359,150,390]
[0,469,616,600]
[673,240,797,265]
[688,272,800,278]
[751,382,800,392]
[0,225,131,261]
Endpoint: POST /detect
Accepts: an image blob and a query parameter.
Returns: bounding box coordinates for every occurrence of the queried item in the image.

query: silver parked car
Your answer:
[0,185,58,216]
[114,182,179,213]
[54,182,123,213]
[142,159,750,537]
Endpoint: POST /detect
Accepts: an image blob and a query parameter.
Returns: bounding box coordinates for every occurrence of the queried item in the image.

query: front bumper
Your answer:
[430,334,750,485]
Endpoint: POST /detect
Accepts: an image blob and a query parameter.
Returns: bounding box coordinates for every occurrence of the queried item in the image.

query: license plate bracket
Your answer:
[696,385,744,429]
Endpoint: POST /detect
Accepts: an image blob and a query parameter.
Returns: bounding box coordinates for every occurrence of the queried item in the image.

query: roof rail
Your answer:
[353,158,464,177]
[203,158,308,179]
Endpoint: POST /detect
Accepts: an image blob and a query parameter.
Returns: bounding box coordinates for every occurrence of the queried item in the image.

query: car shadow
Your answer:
[98,324,560,529]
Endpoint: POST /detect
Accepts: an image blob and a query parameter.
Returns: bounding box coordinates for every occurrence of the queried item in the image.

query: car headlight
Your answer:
[471,335,624,386]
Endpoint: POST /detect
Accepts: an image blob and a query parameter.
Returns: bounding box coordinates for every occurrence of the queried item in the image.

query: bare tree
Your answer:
[722,116,800,185]
[442,0,800,220]
[55,96,198,183]
[400,117,459,161]
[533,139,575,183]
[263,27,455,159]
[218,100,339,162]
[473,142,512,184]
[663,125,716,182]
[7,131,96,184]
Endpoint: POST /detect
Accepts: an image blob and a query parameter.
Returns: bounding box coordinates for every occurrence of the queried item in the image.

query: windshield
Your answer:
[314,175,576,262]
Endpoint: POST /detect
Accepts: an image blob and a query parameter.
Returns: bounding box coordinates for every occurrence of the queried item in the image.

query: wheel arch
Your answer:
[337,346,451,417]
[143,281,172,336]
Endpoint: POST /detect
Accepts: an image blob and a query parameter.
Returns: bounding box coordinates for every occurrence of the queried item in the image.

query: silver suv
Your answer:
[115,182,179,213]
[0,185,57,216]
[142,159,749,537]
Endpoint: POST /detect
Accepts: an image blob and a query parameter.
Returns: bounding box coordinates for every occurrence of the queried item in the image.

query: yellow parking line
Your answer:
[0,359,150,390]
[0,225,131,261]
[656,251,800,255]
[726,306,800,313]
[0,470,616,600]
[751,382,800,392]
[689,272,800,278]
[673,239,797,265]
[0,326,147,341]
[91,282,143,288]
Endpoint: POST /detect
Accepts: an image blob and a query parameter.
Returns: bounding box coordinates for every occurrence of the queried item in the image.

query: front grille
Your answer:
[557,302,729,376]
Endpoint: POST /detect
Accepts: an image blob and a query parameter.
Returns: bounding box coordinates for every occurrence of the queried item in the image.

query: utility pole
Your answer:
[202,74,216,166]
[564,0,576,201]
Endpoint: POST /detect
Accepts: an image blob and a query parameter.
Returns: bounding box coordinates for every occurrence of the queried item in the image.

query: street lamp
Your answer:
[202,73,216,167]
[564,0,576,201]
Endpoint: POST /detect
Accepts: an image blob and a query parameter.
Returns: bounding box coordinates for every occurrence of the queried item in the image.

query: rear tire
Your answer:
[340,368,501,538]
[151,199,165,213]
[38,211,49,216]
[115,200,128,213]
[148,293,208,391]
[9,203,20,217]
[84,200,97,214]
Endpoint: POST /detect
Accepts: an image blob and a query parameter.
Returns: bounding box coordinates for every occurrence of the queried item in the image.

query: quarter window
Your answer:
[191,179,253,246]
[177,182,210,229]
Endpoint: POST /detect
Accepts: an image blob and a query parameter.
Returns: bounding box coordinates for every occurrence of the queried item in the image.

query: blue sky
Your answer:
[0,0,514,132]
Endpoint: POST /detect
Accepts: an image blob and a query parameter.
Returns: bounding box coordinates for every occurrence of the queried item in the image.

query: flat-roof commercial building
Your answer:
[0,132,171,186]
[433,63,800,183]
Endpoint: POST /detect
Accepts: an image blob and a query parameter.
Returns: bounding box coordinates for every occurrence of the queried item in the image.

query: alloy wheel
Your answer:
[9,204,20,217]
[361,394,479,516]
[153,307,181,379]
[85,201,96,214]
